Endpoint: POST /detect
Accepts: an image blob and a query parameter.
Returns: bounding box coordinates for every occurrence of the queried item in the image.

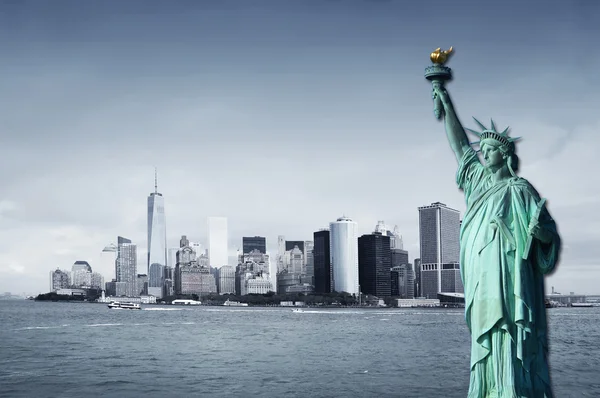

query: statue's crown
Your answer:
[465,118,520,152]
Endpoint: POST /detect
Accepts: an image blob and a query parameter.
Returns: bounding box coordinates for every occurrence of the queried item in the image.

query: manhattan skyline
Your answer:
[1,0,599,294]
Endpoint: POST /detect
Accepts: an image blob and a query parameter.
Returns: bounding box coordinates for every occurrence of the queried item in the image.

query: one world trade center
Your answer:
[148,170,167,298]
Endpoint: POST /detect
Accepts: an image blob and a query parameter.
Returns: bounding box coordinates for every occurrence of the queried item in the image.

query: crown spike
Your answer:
[472,117,488,131]
[466,118,519,151]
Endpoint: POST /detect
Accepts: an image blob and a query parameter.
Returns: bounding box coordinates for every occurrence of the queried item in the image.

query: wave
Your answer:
[290,310,375,315]
[143,307,185,311]
[14,321,201,331]
[14,326,64,330]
[14,323,124,330]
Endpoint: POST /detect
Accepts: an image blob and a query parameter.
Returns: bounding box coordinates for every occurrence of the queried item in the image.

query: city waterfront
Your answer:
[1,301,599,397]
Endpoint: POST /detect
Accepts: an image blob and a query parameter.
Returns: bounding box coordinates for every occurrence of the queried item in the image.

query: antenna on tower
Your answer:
[154,167,158,193]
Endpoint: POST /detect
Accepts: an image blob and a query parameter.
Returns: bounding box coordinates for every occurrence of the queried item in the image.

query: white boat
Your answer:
[291,308,304,313]
[172,299,202,306]
[223,299,248,307]
[571,302,593,308]
[107,301,141,310]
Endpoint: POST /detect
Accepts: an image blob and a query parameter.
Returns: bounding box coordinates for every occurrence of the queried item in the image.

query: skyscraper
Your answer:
[167,248,179,268]
[304,240,314,284]
[237,250,273,295]
[50,268,70,291]
[242,236,266,254]
[277,235,286,272]
[390,245,413,299]
[313,229,331,294]
[147,170,166,298]
[71,260,92,287]
[391,249,409,267]
[208,216,228,268]
[391,264,415,299]
[116,236,137,297]
[358,233,392,297]
[418,202,461,299]
[287,246,304,274]
[414,258,421,298]
[330,216,359,295]
[277,238,310,275]
[189,242,204,258]
[175,235,217,296]
[374,221,404,250]
[218,265,236,294]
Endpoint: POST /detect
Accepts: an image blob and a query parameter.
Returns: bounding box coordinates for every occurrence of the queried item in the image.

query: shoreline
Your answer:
[33,300,464,309]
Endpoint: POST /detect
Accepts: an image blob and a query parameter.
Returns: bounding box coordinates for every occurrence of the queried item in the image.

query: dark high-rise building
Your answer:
[313,230,331,294]
[391,249,409,267]
[418,202,461,299]
[414,258,421,298]
[391,264,415,298]
[391,267,400,296]
[358,233,391,297]
[242,236,266,254]
[390,248,412,298]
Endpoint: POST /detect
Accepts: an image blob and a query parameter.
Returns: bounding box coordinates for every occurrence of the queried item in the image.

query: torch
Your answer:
[425,47,454,119]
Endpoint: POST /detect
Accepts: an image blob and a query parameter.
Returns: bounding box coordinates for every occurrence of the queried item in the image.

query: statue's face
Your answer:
[481,143,504,168]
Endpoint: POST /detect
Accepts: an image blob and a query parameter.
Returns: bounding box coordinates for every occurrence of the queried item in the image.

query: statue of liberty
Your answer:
[426,48,561,397]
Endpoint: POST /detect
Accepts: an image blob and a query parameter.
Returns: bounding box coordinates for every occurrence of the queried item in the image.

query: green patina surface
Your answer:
[425,58,561,397]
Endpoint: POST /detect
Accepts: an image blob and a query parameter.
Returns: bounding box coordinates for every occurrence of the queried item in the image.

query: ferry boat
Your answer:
[223,299,248,307]
[107,301,141,310]
[172,299,202,306]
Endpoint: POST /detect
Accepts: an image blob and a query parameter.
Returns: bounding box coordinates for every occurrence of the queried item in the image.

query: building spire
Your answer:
[154,167,158,193]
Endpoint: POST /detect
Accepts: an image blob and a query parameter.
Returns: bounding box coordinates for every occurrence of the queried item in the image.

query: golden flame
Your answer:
[430,47,454,65]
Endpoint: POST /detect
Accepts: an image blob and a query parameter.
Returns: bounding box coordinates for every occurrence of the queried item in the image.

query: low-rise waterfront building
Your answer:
[55,288,87,296]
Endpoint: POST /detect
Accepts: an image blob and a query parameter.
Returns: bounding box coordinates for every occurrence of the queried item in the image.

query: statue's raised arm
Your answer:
[424,47,470,162]
[433,87,471,162]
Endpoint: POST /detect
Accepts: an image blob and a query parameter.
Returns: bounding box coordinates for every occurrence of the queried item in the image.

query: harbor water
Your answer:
[1,301,599,397]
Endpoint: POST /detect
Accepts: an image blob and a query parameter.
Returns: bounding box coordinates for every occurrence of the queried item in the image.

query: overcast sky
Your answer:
[1,0,599,295]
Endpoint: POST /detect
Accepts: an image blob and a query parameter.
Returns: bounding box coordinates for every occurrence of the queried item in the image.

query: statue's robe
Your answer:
[457,147,561,398]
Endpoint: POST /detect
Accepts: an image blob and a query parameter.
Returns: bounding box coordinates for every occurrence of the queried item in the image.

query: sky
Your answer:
[1,0,599,295]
